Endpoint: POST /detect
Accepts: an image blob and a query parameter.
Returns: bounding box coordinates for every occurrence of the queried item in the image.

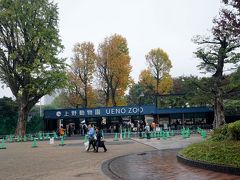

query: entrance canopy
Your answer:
[43,105,212,120]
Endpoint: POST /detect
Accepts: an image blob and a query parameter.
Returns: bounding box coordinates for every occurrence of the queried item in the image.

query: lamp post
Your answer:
[138,92,144,136]
[39,98,42,117]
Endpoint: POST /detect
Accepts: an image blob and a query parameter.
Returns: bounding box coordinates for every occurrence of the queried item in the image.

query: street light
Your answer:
[138,92,144,136]
[39,98,42,117]
[139,92,144,117]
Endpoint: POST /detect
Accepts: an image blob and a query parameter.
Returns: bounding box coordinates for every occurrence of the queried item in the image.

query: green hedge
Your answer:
[26,116,44,134]
[211,120,240,141]
[228,120,240,140]
[0,116,17,135]
[179,120,240,168]
[179,140,240,167]
[0,115,43,135]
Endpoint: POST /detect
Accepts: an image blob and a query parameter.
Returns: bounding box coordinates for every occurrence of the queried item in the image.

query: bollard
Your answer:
[186,129,190,138]
[160,130,163,138]
[147,132,151,139]
[162,131,166,140]
[120,128,123,140]
[144,132,147,139]
[153,132,157,138]
[46,133,50,139]
[141,132,144,139]
[128,130,131,140]
[181,128,186,138]
[166,131,170,138]
[23,135,27,142]
[9,135,13,143]
[17,136,21,142]
[30,135,33,141]
[201,130,207,139]
[38,133,43,141]
[150,132,153,138]
[113,133,119,141]
[54,132,58,139]
[0,139,6,149]
[59,136,65,146]
[123,131,127,140]
[32,138,38,148]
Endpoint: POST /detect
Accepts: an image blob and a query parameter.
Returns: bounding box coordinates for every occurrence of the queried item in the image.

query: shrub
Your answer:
[211,124,229,141]
[228,120,240,140]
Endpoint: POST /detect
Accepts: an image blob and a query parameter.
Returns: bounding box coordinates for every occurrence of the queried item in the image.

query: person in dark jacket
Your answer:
[95,127,107,152]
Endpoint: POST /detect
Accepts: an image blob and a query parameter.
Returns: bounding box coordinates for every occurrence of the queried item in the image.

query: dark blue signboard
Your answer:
[44,105,156,119]
[44,105,213,120]
[156,107,213,114]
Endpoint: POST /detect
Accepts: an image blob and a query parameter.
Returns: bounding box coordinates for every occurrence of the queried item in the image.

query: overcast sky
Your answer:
[0,0,222,98]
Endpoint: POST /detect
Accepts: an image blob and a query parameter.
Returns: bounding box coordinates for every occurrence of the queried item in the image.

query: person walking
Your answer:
[145,123,150,139]
[95,127,107,152]
[59,126,65,137]
[87,124,96,151]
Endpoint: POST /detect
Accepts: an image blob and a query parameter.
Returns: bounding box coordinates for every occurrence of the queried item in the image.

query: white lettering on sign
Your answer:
[64,111,69,116]
[95,109,101,115]
[121,108,126,114]
[128,107,143,114]
[132,107,138,113]
[106,108,127,115]
[87,110,93,115]
[105,107,143,115]
[79,110,85,116]
[111,109,115,114]
[56,111,61,117]
[71,110,77,116]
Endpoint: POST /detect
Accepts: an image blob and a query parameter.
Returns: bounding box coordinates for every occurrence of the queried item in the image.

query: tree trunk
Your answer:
[213,87,226,128]
[111,88,117,106]
[15,103,28,136]
[105,87,110,107]
[84,86,88,108]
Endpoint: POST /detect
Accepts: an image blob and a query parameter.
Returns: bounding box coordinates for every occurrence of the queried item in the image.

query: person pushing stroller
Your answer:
[95,127,107,152]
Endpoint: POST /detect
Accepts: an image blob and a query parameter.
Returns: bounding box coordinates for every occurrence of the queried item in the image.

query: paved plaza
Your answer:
[0,137,154,180]
[0,135,239,179]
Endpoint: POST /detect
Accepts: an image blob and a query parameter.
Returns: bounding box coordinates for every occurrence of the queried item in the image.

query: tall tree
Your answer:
[97,34,132,106]
[193,0,240,128]
[0,0,67,136]
[145,49,172,109]
[145,48,172,95]
[139,69,155,94]
[0,97,17,135]
[68,42,96,108]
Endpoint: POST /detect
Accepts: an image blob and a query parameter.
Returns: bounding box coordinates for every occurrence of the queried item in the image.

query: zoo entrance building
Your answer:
[43,105,213,133]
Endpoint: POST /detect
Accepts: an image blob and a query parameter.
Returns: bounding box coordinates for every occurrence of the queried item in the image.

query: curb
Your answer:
[176,153,240,176]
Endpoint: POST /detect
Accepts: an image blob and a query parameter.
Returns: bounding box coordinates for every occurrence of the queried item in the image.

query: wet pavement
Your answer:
[102,135,240,180]
[102,149,240,180]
